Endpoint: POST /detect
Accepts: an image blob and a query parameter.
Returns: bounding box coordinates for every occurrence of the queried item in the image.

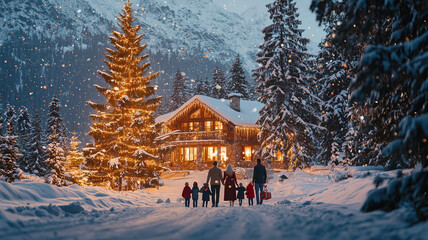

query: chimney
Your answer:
[228,93,242,112]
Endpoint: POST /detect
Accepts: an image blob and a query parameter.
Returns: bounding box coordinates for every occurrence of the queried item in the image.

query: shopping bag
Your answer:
[261,185,271,200]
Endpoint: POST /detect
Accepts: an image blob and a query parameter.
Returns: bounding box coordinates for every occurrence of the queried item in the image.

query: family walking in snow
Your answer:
[182,159,267,207]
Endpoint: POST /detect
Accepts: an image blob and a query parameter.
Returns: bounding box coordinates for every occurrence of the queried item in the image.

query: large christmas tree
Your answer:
[254,0,319,170]
[87,1,161,190]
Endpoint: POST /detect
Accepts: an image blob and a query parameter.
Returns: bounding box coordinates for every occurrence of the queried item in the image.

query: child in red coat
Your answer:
[246,182,255,206]
[182,182,192,207]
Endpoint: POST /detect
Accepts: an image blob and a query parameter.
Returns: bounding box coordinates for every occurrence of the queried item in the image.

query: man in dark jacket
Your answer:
[206,161,222,207]
[252,158,267,205]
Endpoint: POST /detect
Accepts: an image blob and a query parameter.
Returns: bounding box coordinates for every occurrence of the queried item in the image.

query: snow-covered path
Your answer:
[1,168,427,240]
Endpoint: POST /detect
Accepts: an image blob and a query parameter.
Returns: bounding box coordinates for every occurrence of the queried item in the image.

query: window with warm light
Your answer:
[189,122,200,131]
[244,146,252,161]
[220,147,227,161]
[214,121,223,131]
[276,150,283,161]
[181,147,197,161]
[205,146,217,161]
[204,121,212,131]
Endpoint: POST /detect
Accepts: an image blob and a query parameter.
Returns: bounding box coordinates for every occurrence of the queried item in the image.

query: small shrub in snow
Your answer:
[361,170,428,222]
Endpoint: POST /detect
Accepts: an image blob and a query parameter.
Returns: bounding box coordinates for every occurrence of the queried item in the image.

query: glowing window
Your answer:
[204,121,212,131]
[214,121,223,130]
[206,146,217,161]
[182,147,197,161]
[244,146,252,161]
[221,147,227,161]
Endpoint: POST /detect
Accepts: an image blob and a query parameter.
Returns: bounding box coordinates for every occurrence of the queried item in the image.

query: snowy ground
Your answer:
[1,167,427,240]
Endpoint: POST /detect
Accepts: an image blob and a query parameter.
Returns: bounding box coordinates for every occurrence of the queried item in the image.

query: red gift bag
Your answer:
[261,185,271,200]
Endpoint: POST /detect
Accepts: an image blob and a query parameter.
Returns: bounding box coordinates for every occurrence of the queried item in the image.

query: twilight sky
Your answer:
[213,0,325,53]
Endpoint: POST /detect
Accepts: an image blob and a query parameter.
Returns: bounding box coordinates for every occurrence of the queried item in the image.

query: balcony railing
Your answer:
[159,130,226,143]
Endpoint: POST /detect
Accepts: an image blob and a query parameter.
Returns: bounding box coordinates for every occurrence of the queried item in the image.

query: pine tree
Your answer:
[4,105,17,136]
[253,0,318,170]
[194,76,210,96]
[168,69,189,112]
[212,67,228,99]
[44,96,67,186]
[16,107,32,170]
[228,55,249,99]
[27,111,46,176]
[204,77,214,97]
[0,135,22,183]
[315,12,352,166]
[311,0,426,168]
[87,1,161,190]
[65,132,86,185]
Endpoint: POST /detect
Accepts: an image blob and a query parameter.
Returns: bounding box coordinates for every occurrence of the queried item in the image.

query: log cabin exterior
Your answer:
[155,94,264,170]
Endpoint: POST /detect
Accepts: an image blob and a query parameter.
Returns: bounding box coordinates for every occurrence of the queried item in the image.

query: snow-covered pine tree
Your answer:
[194,76,210,96]
[253,0,318,170]
[168,69,189,112]
[204,77,214,97]
[0,134,22,183]
[4,105,17,136]
[16,107,32,170]
[212,67,228,99]
[27,111,46,176]
[311,0,425,168]
[65,132,86,185]
[87,1,161,190]
[45,96,67,186]
[228,55,249,99]
[315,10,352,166]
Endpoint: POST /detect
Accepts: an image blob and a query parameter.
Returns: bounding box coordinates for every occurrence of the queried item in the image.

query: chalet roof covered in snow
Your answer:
[156,95,264,127]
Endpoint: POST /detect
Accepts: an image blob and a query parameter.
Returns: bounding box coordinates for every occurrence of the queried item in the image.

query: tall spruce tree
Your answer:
[45,96,67,186]
[228,55,249,99]
[4,105,17,136]
[16,107,32,170]
[168,69,189,112]
[27,111,46,176]
[315,10,352,166]
[1,105,21,182]
[0,135,21,183]
[253,0,318,170]
[311,0,426,168]
[212,67,228,99]
[87,1,161,190]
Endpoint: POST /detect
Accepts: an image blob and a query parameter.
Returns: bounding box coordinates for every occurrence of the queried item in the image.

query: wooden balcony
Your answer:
[158,130,227,145]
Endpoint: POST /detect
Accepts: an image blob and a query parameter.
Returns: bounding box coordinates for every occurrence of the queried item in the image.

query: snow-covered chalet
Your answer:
[155,94,264,170]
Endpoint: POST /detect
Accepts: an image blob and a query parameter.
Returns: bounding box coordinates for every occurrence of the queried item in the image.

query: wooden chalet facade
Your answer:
[155,94,264,170]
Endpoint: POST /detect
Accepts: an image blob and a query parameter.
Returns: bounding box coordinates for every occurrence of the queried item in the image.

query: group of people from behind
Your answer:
[182,159,267,207]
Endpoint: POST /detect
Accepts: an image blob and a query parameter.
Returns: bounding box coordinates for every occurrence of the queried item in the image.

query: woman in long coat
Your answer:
[222,164,238,206]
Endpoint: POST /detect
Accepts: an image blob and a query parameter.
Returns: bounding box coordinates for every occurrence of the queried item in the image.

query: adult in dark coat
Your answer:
[206,161,222,207]
[223,164,238,206]
[252,158,267,205]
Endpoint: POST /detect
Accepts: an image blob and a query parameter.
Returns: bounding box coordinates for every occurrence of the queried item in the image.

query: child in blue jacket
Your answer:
[200,183,212,207]
[192,182,200,207]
